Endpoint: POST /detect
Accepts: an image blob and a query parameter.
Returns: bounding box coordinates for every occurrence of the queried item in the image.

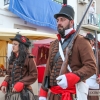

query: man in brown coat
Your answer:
[39,4,97,100]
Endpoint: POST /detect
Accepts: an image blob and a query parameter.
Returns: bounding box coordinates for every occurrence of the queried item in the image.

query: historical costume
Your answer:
[39,4,97,100]
[1,34,37,100]
[85,33,99,100]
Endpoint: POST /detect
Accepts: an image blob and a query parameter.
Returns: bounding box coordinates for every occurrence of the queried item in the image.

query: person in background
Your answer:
[0,34,37,100]
[88,2,96,25]
[97,41,100,84]
[85,33,100,100]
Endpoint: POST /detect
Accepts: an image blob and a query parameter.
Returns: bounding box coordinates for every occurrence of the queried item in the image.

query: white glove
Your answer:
[39,97,46,100]
[56,75,68,89]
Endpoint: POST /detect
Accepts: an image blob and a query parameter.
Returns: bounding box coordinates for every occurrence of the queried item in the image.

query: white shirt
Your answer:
[61,28,73,43]
[88,6,95,14]
[86,48,99,89]
[86,74,99,89]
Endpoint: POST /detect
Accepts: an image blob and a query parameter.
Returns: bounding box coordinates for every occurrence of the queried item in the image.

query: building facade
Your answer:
[55,0,100,36]
[0,0,100,63]
[0,0,56,33]
[77,0,100,35]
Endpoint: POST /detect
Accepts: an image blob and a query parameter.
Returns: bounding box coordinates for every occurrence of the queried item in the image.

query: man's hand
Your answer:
[56,74,68,89]
[1,86,7,93]
[97,77,100,84]
[56,73,80,89]
[12,88,17,93]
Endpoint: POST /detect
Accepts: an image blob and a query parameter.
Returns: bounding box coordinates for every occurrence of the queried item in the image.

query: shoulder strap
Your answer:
[52,34,74,66]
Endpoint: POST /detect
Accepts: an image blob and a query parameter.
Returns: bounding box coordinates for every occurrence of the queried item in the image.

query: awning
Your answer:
[32,39,55,65]
[9,0,61,30]
[0,28,57,41]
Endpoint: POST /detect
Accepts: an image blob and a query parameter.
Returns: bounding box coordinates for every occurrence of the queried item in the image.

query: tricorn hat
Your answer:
[10,34,31,48]
[85,33,94,40]
[54,5,75,20]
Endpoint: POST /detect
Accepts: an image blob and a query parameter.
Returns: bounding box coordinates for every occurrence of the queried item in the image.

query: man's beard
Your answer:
[57,23,70,38]
[57,28,65,38]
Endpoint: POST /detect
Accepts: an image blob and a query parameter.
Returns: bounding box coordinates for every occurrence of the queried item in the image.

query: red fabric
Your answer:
[32,39,54,65]
[37,66,45,83]
[1,81,8,87]
[65,73,80,88]
[63,4,67,7]
[21,36,26,43]
[57,34,61,41]
[50,86,76,100]
[98,41,100,49]
[37,46,49,65]
[39,88,48,97]
[14,53,19,58]
[14,82,24,92]
[98,74,100,78]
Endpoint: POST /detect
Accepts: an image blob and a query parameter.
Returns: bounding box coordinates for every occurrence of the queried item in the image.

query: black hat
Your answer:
[85,33,94,40]
[10,34,31,48]
[54,5,75,20]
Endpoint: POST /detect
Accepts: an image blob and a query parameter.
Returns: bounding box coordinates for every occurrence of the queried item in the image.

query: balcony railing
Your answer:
[4,0,10,6]
[83,12,100,28]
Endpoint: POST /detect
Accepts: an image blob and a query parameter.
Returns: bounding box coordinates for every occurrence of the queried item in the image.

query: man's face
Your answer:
[92,2,95,7]
[90,40,95,47]
[56,16,74,37]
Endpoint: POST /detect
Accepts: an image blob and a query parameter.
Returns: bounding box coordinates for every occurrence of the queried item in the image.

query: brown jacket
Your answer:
[4,55,37,90]
[42,34,97,92]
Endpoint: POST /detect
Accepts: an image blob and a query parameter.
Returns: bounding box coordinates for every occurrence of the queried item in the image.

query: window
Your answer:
[14,24,37,31]
[4,0,10,5]
[53,0,63,4]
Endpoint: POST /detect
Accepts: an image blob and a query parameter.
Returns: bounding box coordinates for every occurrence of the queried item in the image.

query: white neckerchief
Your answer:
[92,46,94,50]
[61,28,73,43]
[59,28,73,72]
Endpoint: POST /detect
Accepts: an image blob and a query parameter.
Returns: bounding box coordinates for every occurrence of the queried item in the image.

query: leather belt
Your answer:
[57,93,77,100]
